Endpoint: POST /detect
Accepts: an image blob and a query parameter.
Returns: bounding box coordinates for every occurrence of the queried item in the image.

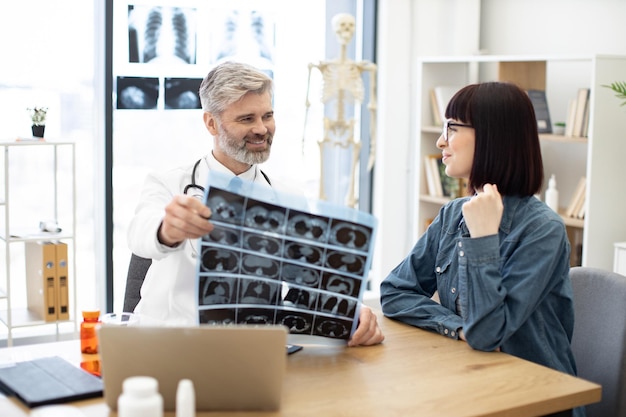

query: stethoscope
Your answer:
[183,159,206,195]
[183,157,272,196]
[182,157,272,258]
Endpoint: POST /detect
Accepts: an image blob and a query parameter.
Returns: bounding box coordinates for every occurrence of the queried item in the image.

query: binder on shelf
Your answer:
[55,241,70,320]
[25,241,57,322]
[527,89,552,133]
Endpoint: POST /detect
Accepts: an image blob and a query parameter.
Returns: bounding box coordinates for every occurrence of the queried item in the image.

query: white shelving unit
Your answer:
[0,140,77,346]
[412,54,626,270]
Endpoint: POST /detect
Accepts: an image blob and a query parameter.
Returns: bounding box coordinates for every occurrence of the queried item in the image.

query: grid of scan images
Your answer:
[196,173,376,341]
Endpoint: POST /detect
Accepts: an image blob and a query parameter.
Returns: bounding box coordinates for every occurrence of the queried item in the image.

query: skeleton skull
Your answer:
[331,13,355,46]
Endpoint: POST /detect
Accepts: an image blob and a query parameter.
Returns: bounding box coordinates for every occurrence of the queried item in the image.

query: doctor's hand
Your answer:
[347,305,385,347]
[461,183,503,238]
[158,194,214,247]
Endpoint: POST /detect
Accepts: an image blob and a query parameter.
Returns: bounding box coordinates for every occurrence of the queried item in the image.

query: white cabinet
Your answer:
[412,54,626,270]
[615,243,626,276]
[0,141,76,346]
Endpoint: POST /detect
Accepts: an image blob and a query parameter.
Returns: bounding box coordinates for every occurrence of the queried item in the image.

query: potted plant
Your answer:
[602,81,626,106]
[552,121,566,135]
[27,106,48,138]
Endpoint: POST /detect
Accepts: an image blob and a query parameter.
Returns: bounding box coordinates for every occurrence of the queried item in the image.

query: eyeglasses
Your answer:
[443,120,473,142]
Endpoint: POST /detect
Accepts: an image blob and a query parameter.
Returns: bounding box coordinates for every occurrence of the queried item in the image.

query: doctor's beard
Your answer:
[216,127,273,166]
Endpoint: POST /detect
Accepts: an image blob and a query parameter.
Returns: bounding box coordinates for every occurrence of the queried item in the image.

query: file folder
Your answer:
[54,241,70,320]
[24,241,57,322]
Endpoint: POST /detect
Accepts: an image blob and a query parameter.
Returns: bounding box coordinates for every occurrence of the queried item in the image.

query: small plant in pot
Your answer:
[27,106,48,138]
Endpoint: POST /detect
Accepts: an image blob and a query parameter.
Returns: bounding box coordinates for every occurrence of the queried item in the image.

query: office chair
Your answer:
[570,266,626,417]
[122,254,152,313]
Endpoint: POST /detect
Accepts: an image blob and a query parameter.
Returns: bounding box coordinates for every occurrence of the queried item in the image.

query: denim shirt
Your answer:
[380,194,578,378]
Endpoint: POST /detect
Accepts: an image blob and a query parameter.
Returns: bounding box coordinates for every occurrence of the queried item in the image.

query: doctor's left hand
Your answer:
[347,305,385,347]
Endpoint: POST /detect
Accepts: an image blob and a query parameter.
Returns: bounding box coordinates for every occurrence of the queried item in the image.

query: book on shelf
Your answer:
[424,154,443,197]
[423,154,467,199]
[564,99,577,137]
[576,195,587,219]
[565,177,586,219]
[527,89,552,133]
[581,98,591,138]
[435,157,462,198]
[424,155,439,197]
[430,86,462,126]
[572,88,590,137]
[429,89,443,126]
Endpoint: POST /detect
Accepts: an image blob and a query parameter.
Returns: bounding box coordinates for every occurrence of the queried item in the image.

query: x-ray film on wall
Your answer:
[195,171,376,344]
[113,1,276,110]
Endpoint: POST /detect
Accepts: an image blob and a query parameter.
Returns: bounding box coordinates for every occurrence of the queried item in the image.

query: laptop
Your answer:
[98,324,287,412]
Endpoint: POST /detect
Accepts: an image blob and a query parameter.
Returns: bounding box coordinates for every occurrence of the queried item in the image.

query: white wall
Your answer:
[372,0,626,290]
[480,0,626,56]
[371,0,480,291]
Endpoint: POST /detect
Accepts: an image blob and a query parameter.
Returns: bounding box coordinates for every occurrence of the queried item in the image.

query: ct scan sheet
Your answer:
[195,171,376,342]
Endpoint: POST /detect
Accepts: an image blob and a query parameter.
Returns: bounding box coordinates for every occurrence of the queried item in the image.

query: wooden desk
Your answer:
[0,311,601,417]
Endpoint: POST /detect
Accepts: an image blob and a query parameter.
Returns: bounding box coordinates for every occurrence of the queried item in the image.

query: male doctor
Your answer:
[127,61,384,347]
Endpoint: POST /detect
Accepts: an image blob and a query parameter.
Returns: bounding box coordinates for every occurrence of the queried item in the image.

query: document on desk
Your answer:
[195,171,377,343]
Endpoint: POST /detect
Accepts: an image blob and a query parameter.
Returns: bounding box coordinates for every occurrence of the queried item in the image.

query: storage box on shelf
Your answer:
[0,140,77,346]
[413,54,626,270]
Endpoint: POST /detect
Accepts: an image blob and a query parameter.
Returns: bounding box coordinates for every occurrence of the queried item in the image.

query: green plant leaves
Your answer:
[602,81,626,106]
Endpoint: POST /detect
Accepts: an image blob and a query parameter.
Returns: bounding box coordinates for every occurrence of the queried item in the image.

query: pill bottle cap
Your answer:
[123,376,159,398]
[82,310,100,320]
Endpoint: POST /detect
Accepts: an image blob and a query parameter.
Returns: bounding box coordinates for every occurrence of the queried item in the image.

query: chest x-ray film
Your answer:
[195,171,376,343]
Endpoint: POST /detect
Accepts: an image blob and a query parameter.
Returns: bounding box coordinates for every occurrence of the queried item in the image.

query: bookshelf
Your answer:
[412,54,626,270]
[0,141,77,346]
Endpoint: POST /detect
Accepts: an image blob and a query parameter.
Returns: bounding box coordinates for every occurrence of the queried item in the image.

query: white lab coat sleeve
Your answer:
[127,166,191,260]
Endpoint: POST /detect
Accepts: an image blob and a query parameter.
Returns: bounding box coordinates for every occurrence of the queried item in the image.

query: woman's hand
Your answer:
[462,183,503,238]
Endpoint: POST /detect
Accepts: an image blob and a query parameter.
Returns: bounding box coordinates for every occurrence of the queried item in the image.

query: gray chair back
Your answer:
[122,254,152,313]
[570,266,626,417]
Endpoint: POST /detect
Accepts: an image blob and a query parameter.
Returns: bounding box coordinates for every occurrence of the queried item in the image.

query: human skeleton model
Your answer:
[303,13,377,207]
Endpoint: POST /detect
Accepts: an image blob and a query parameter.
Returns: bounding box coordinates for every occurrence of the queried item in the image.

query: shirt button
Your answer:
[436,266,441,273]
[444,328,449,335]
[458,241,463,248]
[459,251,465,257]
[451,330,456,337]
[451,287,456,294]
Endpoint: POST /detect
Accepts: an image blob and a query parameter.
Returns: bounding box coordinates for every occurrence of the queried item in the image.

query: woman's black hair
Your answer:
[445,82,544,196]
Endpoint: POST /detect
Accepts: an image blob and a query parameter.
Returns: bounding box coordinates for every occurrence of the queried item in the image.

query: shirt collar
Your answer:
[205,152,257,181]
[499,195,523,234]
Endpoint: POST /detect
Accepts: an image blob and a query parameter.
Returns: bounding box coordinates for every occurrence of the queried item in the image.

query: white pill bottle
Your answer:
[118,376,163,417]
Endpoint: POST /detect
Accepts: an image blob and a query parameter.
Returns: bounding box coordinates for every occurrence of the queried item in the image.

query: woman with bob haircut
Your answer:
[380,82,580,416]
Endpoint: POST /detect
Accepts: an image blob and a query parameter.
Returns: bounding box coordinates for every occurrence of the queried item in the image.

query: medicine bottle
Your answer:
[80,310,101,354]
[176,379,196,417]
[545,174,559,212]
[118,376,164,417]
